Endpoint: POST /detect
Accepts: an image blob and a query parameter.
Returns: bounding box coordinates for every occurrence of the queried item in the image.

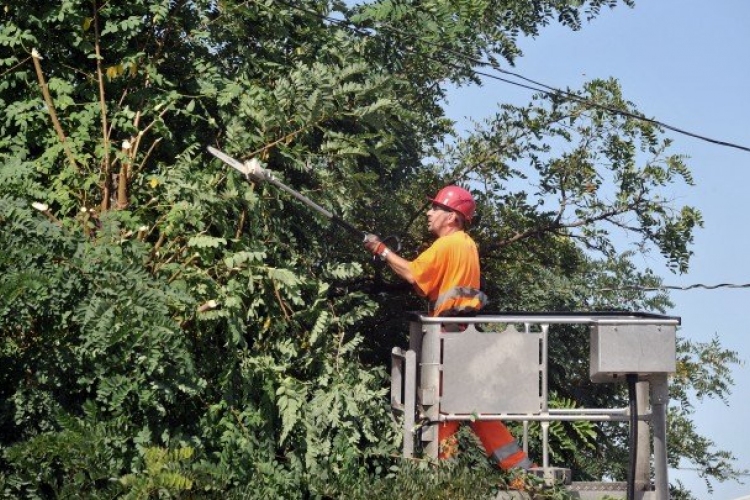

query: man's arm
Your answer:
[381,249,415,284]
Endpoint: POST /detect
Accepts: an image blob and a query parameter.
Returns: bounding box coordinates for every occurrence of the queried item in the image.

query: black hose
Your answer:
[626,373,638,500]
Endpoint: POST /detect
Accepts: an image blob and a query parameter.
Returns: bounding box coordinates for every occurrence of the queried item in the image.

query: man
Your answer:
[364,185,533,471]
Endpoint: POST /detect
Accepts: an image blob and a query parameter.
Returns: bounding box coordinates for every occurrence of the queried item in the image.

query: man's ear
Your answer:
[452,211,466,229]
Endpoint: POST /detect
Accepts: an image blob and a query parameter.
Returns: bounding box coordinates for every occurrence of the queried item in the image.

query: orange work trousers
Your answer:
[438,420,533,470]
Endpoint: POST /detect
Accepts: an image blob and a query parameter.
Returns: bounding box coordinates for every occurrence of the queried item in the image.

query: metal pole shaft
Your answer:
[635,381,651,492]
[420,322,442,459]
[651,375,670,500]
[404,350,417,458]
[541,324,549,469]
[265,177,365,238]
[208,147,366,238]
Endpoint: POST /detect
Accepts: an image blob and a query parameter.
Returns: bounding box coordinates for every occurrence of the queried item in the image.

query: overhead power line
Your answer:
[269,0,750,154]
[472,66,750,153]
[674,466,750,478]
[601,283,750,292]
[240,1,750,297]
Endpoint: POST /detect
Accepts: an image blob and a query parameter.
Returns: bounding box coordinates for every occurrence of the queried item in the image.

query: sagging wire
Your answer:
[599,283,750,292]
[674,467,750,477]
[268,0,750,154]
[243,0,750,270]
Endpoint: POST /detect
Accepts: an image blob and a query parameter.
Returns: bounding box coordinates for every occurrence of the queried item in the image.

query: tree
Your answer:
[439,83,742,486]
[0,0,742,498]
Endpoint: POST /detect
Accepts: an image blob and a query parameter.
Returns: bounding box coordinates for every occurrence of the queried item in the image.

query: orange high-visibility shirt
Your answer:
[408,231,484,316]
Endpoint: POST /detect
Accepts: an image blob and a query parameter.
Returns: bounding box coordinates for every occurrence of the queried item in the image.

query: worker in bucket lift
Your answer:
[364,185,534,471]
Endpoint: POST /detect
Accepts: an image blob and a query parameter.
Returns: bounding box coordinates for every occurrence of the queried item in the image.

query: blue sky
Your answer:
[445,1,750,498]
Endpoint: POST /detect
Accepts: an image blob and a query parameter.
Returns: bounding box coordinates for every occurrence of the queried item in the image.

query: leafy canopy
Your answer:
[0,0,742,498]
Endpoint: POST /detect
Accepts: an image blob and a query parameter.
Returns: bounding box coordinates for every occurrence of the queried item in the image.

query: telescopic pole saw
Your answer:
[208,147,394,250]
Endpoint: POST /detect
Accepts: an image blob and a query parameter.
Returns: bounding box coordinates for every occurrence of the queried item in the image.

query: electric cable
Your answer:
[266,0,750,154]
[599,283,750,292]
[243,1,750,276]
[675,467,750,477]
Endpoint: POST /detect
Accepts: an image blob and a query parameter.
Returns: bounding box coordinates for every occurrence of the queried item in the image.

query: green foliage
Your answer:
[119,446,196,499]
[306,453,575,500]
[446,78,701,274]
[0,198,202,497]
[0,0,742,498]
[3,401,126,498]
[667,337,745,495]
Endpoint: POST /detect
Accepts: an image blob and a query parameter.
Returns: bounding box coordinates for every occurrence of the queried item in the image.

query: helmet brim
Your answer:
[426,197,453,212]
[426,197,471,223]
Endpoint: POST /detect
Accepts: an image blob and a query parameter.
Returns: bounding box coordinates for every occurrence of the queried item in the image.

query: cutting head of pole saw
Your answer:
[209,146,398,255]
[207,146,271,183]
[243,158,268,181]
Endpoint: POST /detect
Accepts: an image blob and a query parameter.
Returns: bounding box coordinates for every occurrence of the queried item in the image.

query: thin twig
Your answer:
[271,279,292,320]
[0,55,31,79]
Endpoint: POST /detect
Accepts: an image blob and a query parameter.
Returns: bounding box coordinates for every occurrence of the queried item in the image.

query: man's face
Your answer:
[427,203,455,235]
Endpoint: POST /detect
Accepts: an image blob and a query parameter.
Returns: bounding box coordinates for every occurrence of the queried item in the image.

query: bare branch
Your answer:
[486,197,647,251]
[30,49,78,171]
[92,0,112,211]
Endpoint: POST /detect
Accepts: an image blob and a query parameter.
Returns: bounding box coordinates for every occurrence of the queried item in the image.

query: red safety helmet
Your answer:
[428,185,476,222]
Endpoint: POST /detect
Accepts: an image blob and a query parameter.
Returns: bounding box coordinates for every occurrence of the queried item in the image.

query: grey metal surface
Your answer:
[564,482,658,500]
[394,313,677,500]
[390,348,404,411]
[417,322,442,457]
[390,346,418,458]
[650,375,670,500]
[495,483,658,500]
[568,482,628,491]
[528,466,572,485]
[590,324,676,382]
[441,325,542,414]
[403,350,417,458]
[635,382,652,492]
[413,312,680,326]
[439,412,630,422]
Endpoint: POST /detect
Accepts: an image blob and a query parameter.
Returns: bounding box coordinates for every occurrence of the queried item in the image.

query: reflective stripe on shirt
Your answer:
[429,286,488,316]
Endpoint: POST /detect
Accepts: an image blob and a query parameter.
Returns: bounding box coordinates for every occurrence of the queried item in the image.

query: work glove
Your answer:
[363,233,384,254]
[364,233,400,262]
[365,233,394,263]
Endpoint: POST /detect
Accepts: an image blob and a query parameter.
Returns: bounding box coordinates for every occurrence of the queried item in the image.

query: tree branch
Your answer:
[30,49,78,171]
[92,0,112,211]
[485,198,647,252]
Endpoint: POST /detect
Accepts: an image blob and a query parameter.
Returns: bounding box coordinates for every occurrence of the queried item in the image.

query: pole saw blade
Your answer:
[208,146,369,241]
[207,146,268,182]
